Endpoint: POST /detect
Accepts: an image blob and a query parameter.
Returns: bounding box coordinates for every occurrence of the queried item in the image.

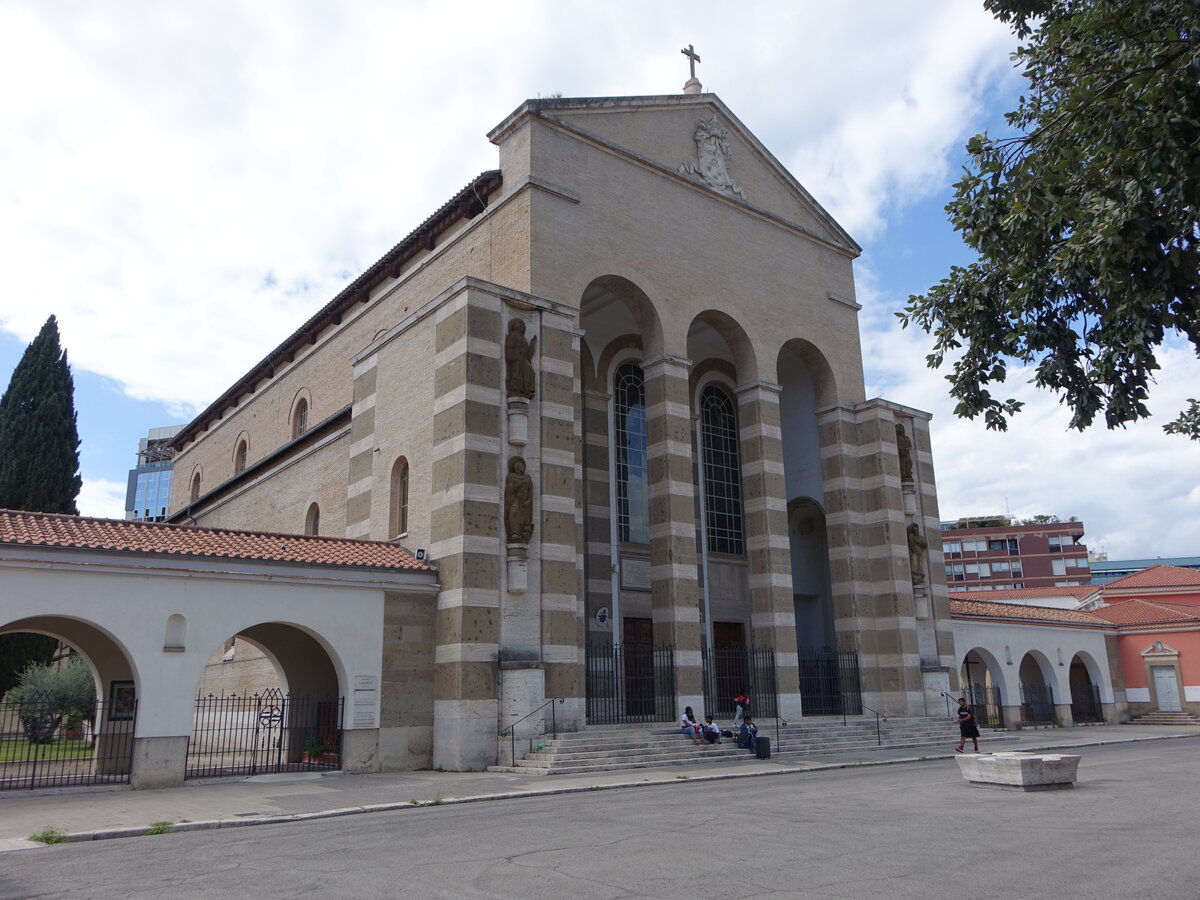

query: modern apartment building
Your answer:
[124,426,183,522]
[939,516,1090,591]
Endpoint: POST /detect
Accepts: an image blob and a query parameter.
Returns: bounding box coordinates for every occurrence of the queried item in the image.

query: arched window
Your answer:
[390,457,409,538]
[614,362,649,544]
[292,398,309,439]
[190,471,201,503]
[305,502,320,536]
[234,439,248,475]
[699,384,744,555]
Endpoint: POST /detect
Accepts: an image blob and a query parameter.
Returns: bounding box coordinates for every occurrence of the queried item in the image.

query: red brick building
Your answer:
[940,516,1089,591]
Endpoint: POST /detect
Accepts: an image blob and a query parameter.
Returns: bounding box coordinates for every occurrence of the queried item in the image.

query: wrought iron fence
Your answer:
[0,695,136,791]
[186,689,343,779]
[798,649,862,717]
[1020,683,1056,726]
[964,683,1005,728]
[1070,683,1104,723]
[702,645,778,720]
[586,642,675,724]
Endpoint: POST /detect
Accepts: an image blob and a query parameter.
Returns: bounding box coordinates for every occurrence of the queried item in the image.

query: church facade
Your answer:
[169,90,955,771]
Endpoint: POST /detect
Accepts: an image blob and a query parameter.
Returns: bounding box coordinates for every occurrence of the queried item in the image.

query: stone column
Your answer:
[736,381,802,719]
[643,354,703,711]
[429,288,504,771]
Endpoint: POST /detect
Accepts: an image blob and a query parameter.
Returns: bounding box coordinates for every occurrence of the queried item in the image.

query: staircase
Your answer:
[1130,710,1200,726]
[489,717,1018,775]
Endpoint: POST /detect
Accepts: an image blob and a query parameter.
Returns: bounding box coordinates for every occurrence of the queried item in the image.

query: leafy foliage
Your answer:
[6,656,97,734]
[902,0,1200,437]
[0,315,83,512]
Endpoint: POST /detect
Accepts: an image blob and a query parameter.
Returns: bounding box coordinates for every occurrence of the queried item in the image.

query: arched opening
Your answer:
[389,457,409,538]
[959,647,1005,728]
[190,470,202,503]
[0,617,138,791]
[613,362,649,546]
[789,498,835,654]
[190,623,342,778]
[1018,651,1056,725]
[292,397,309,440]
[304,502,320,536]
[234,438,248,475]
[1069,652,1104,723]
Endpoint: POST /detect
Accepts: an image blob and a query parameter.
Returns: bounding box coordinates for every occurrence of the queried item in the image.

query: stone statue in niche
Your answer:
[505,319,537,400]
[505,456,534,544]
[678,115,746,200]
[896,424,914,483]
[907,522,928,586]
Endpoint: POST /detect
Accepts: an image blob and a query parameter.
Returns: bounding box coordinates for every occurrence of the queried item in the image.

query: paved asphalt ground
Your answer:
[1,735,1196,899]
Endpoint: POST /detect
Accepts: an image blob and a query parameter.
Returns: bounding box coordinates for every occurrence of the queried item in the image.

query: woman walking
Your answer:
[955,697,980,753]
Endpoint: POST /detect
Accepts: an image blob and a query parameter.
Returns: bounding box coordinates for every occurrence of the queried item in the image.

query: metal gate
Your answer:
[586,642,675,724]
[186,689,343,778]
[1070,683,1104,723]
[798,649,862,716]
[965,683,1005,728]
[0,695,136,791]
[702,645,778,719]
[1020,683,1056,726]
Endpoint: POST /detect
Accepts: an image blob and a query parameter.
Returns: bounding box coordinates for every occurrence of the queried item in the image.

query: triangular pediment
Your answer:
[489,94,859,256]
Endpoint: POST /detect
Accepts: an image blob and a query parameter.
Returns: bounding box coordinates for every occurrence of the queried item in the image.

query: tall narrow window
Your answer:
[234,439,248,475]
[700,385,744,555]
[292,398,309,439]
[190,472,201,503]
[614,362,649,544]
[305,502,320,536]
[390,457,409,538]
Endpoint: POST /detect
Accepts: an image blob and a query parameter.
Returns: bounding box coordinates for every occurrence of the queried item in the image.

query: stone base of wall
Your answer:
[131,735,188,789]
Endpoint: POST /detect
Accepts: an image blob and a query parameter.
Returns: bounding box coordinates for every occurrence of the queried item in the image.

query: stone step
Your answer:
[1131,712,1200,726]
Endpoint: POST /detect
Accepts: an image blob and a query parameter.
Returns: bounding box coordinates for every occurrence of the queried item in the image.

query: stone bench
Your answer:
[956,752,1080,791]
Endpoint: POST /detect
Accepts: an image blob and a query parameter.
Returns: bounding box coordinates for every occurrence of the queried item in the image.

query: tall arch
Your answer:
[290,390,312,440]
[233,434,249,475]
[389,457,409,538]
[687,309,758,386]
[305,502,321,536]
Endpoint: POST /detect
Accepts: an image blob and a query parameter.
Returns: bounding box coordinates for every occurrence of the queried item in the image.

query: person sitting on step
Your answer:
[737,716,758,752]
[680,707,704,745]
[702,714,722,744]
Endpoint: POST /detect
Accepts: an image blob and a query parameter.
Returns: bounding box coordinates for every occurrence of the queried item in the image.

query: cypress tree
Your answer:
[0,315,82,514]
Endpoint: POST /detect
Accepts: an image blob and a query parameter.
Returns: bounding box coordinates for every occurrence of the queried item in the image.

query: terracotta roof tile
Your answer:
[0,510,434,573]
[948,585,1097,602]
[949,598,1110,625]
[1086,599,1200,626]
[1102,564,1200,590]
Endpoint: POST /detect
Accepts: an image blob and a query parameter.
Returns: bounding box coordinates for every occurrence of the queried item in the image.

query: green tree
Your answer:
[0,315,83,511]
[902,0,1200,438]
[6,656,96,744]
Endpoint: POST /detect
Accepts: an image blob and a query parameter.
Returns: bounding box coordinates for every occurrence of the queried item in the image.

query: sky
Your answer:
[0,1,1197,561]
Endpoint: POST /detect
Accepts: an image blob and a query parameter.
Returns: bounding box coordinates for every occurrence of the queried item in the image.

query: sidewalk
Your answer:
[2,724,1194,851]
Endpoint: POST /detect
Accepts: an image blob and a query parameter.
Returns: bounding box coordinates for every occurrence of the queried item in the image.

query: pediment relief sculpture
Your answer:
[678,115,746,201]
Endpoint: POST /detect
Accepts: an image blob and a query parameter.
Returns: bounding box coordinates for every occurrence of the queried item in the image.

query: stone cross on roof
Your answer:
[681,44,702,94]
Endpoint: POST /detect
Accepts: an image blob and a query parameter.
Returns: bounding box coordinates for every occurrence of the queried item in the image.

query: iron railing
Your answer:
[186,689,343,779]
[586,642,675,724]
[1070,683,1104,723]
[1019,683,1056,726]
[701,644,778,720]
[0,695,136,791]
[499,697,564,766]
[798,649,862,717]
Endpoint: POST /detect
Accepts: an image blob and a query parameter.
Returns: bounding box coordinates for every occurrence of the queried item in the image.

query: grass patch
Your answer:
[29,826,67,844]
[675,775,688,780]
[2,739,94,764]
[431,796,443,806]
[146,822,173,836]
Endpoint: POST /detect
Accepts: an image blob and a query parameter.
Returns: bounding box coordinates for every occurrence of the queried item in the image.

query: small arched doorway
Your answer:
[1068,653,1104,722]
[0,618,138,791]
[1018,652,1056,725]
[959,647,1005,728]
[187,622,343,778]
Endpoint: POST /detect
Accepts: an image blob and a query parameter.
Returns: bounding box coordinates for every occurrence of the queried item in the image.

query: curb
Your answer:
[22,731,1200,846]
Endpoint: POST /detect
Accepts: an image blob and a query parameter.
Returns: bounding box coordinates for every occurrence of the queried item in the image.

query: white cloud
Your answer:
[77,478,127,520]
